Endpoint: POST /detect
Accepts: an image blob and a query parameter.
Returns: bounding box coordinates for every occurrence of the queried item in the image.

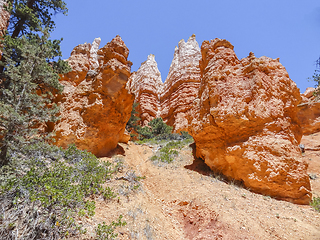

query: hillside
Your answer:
[78,136,320,240]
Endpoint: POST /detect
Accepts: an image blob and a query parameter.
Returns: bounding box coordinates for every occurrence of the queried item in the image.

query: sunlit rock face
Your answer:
[298,87,320,135]
[189,38,311,204]
[127,54,163,126]
[160,34,201,132]
[128,35,201,132]
[53,36,134,157]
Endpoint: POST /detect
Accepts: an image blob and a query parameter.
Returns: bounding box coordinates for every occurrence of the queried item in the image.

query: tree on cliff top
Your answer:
[312,57,320,96]
[0,0,70,165]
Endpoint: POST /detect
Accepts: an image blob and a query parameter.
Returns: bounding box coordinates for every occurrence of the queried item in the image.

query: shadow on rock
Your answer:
[185,143,245,188]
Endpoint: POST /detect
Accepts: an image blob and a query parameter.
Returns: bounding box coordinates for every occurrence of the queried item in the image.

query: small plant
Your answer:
[150,140,190,163]
[310,197,320,212]
[95,215,127,240]
[100,187,117,200]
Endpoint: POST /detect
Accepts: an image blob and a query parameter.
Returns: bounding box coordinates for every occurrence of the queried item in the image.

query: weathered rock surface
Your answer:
[53,36,134,157]
[127,54,163,126]
[128,35,201,132]
[189,38,311,204]
[298,87,320,135]
[160,34,201,132]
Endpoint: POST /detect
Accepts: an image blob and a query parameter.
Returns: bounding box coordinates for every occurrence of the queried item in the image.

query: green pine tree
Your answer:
[0,0,70,165]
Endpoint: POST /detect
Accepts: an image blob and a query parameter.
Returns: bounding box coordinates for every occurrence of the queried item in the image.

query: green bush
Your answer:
[311,197,320,212]
[150,138,193,163]
[136,118,173,140]
[95,215,127,240]
[0,143,117,239]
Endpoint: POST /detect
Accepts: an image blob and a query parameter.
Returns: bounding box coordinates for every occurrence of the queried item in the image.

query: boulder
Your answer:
[189,38,311,204]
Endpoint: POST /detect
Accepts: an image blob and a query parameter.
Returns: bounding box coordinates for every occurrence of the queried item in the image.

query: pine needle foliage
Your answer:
[0,0,71,165]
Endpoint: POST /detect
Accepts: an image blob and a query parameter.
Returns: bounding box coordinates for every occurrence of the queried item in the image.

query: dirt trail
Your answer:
[88,140,320,239]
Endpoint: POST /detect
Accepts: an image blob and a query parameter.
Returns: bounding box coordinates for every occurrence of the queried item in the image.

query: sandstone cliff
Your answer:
[189,38,311,204]
[127,54,163,126]
[53,36,134,157]
[160,34,201,132]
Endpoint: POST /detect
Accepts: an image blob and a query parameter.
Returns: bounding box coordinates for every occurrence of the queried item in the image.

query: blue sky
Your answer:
[51,0,320,93]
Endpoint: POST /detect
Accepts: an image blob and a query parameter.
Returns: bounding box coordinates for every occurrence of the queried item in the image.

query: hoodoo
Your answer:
[160,34,202,132]
[127,54,163,126]
[53,36,134,157]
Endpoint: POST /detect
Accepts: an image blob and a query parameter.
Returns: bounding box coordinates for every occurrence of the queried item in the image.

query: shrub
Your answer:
[95,215,127,240]
[0,143,117,239]
[136,118,173,140]
[150,138,193,163]
[311,197,320,212]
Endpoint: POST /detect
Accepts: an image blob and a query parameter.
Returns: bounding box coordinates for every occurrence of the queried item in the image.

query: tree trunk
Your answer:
[0,0,37,74]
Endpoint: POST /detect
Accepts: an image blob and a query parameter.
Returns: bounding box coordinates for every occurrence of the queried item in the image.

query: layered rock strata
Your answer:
[53,36,134,156]
[298,87,320,135]
[160,34,201,132]
[129,35,201,132]
[189,39,311,204]
[127,54,163,126]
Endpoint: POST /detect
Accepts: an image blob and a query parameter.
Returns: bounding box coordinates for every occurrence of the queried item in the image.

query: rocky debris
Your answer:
[127,54,163,126]
[53,36,134,157]
[298,87,320,135]
[160,34,201,132]
[189,38,311,204]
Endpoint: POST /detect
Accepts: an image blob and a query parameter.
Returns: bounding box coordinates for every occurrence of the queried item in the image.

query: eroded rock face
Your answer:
[127,54,163,126]
[160,34,201,132]
[128,35,201,132]
[53,36,134,157]
[189,38,311,204]
[298,87,320,135]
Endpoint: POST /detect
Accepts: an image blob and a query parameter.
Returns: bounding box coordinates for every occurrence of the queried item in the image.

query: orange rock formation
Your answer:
[160,34,201,132]
[53,36,134,157]
[298,87,320,135]
[127,54,163,126]
[189,39,311,204]
[129,35,201,132]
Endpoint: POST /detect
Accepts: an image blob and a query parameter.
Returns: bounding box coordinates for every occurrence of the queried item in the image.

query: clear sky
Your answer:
[51,0,320,93]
